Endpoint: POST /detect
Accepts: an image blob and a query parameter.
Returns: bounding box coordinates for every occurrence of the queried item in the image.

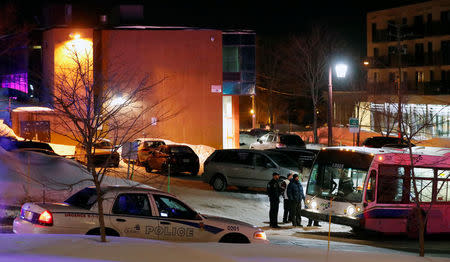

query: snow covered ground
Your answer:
[1,234,448,262]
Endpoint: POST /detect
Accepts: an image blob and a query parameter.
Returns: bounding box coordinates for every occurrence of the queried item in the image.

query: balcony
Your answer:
[366,52,449,69]
[367,80,450,95]
[371,22,450,43]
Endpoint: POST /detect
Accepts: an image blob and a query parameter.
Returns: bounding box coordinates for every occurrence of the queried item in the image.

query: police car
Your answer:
[13,186,268,244]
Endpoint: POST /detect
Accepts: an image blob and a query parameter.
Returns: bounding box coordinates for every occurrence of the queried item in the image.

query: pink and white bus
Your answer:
[303,146,450,235]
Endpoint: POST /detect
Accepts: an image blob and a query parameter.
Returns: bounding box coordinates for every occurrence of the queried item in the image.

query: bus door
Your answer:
[366,165,409,233]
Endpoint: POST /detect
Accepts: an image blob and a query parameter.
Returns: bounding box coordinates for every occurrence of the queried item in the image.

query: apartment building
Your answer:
[363,0,450,138]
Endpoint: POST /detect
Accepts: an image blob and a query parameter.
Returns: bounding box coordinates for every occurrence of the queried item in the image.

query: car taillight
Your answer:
[253,231,267,241]
[276,143,286,148]
[38,210,53,226]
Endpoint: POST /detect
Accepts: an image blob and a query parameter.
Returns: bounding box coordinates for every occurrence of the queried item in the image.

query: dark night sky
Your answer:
[17,0,430,56]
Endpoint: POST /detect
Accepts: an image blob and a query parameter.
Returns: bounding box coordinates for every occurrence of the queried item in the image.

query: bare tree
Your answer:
[287,26,343,143]
[256,37,291,128]
[50,38,171,242]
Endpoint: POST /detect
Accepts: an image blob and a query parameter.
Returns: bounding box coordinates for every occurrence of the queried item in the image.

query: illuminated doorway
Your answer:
[223,96,234,149]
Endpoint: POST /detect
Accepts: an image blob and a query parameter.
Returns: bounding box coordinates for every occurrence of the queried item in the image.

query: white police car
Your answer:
[13,186,268,244]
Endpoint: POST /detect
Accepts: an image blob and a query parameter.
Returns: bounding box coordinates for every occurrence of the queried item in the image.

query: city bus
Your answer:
[302,146,450,235]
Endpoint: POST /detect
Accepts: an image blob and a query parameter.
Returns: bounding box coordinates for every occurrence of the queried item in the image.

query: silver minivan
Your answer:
[202,149,300,191]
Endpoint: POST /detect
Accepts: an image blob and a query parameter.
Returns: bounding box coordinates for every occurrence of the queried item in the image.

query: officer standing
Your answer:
[287,174,305,227]
[267,172,282,228]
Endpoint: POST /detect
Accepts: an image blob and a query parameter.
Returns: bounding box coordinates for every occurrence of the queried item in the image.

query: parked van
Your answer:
[202,149,301,191]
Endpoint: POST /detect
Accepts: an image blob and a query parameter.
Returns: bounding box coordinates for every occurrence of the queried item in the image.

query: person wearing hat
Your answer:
[266,172,282,228]
[287,173,305,227]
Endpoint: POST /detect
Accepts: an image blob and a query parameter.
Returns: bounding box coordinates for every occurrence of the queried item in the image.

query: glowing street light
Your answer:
[111,96,126,106]
[69,33,81,40]
[328,63,348,146]
[363,60,370,66]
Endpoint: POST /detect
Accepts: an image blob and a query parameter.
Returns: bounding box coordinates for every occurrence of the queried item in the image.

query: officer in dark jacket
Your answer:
[267,172,282,228]
[287,174,305,227]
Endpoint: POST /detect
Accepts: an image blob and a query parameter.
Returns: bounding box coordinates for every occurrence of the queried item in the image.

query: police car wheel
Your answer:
[219,233,250,243]
[86,227,120,237]
[212,175,227,191]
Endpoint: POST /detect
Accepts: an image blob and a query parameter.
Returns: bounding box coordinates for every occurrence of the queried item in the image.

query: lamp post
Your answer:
[328,63,348,146]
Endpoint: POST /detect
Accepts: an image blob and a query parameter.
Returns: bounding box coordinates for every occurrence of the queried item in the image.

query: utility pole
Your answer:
[396,25,403,139]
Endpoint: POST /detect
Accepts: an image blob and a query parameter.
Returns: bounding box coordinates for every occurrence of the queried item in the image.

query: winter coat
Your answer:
[287,179,305,202]
[267,178,282,202]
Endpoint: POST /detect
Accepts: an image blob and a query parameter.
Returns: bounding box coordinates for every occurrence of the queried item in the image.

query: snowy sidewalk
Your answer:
[1,234,448,262]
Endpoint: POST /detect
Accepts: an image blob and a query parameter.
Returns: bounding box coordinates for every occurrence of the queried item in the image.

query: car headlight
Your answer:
[311,201,317,210]
[253,231,267,241]
[346,206,356,216]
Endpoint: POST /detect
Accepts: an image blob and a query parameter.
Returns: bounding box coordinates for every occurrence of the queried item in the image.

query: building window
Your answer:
[374,72,378,83]
[441,10,450,23]
[415,43,424,65]
[0,73,28,93]
[371,23,377,41]
[414,15,423,25]
[430,70,434,81]
[373,47,379,57]
[442,40,450,65]
[389,72,396,83]
[387,20,396,41]
[223,47,239,72]
[402,17,407,25]
[416,71,425,83]
[427,42,433,64]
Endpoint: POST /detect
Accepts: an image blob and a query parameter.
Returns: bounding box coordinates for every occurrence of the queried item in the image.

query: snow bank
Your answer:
[0,234,446,262]
[0,147,145,206]
[0,120,19,139]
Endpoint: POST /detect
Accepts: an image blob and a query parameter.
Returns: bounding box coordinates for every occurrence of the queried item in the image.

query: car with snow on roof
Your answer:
[13,186,267,244]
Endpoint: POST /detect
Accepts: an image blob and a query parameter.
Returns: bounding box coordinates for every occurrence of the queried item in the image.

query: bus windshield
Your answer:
[307,150,374,203]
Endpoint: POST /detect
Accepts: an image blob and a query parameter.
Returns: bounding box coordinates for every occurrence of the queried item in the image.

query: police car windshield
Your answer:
[64,188,98,209]
[264,151,298,168]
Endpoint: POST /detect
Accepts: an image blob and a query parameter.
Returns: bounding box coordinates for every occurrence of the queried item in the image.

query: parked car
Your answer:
[75,139,120,167]
[266,148,317,176]
[202,149,300,191]
[249,132,305,150]
[13,186,268,244]
[0,136,58,156]
[239,128,270,149]
[137,139,166,165]
[362,136,415,148]
[145,145,199,176]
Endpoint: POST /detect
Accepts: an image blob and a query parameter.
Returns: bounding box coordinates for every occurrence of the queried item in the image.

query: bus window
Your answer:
[307,165,320,195]
[437,170,450,202]
[307,163,367,202]
[410,168,434,203]
[366,170,376,202]
[377,165,406,204]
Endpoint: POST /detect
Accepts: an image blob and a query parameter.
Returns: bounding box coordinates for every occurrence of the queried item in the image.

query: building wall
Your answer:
[100,29,224,149]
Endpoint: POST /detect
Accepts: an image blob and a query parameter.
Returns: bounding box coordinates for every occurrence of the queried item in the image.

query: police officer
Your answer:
[267,172,282,228]
[287,174,305,227]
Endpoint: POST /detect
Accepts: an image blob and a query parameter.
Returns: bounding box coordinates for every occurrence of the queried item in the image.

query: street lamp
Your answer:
[328,63,348,146]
